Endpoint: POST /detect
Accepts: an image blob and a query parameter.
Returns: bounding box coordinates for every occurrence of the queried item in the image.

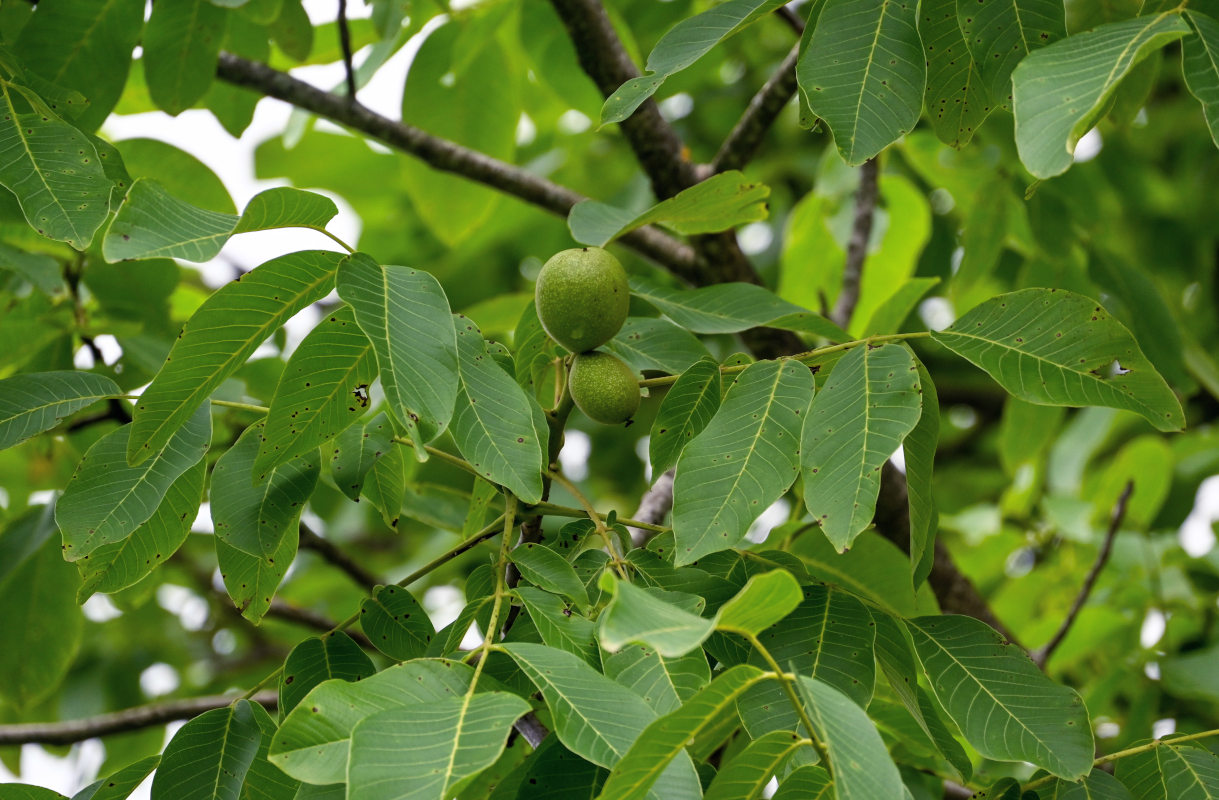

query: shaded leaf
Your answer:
[796,676,905,800]
[510,542,590,609]
[58,403,210,561]
[605,317,710,375]
[1185,11,1219,149]
[958,0,1065,108]
[921,0,992,147]
[103,178,236,262]
[602,645,710,716]
[649,357,721,477]
[905,354,939,582]
[704,729,810,800]
[150,700,261,800]
[1115,743,1219,799]
[516,585,598,665]
[143,0,228,115]
[330,411,395,501]
[72,755,160,800]
[0,370,119,451]
[359,585,436,661]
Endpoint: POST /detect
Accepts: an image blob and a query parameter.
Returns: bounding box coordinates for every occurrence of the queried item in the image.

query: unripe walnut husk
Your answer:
[535,247,629,353]
[568,352,640,425]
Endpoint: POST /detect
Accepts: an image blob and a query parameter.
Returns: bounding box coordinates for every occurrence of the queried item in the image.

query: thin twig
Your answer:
[627,469,675,546]
[546,469,628,575]
[0,692,277,746]
[265,598,374,650]
[831,156,880,328]
[336,0,358,101]
[711,45,800,174]
[1032,481,1135,668]
[298,521,381,591]
[776,4,807,34]
[214,53,697,278]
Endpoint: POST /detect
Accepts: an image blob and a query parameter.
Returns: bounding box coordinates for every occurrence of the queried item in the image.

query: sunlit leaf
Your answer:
[129,249,341,464]
[931,289,1185,431]
[714,569,803,637]
[1012,13,1189,178]
[598,574,715,657]
[672,360,812,565]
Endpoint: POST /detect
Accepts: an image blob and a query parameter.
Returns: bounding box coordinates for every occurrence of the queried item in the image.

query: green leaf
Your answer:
[0,504,83,709]
[703,729,810,800]
[1032,769,1133,799]
[336,252,459,455]
[232,186,339,234]
[598,0,787,124]
[516,585,599,665]
[330,411,395,501]
[958,0,1065,108]
[451,315,546,502]
[73,755,161,800]
[672,359,813,566]
[348,692,530,800]
[801,343,922,551]
[129,249,341,464]
[797,0,925,164]
[77,458,206,599]
[739,583,876,737]
[58,404,210,561]
[857,277,939,337]
[213,424,319,622]
[0,241,65,294]
[649,357,721,477]
[1012,13,1190,178]
[630,276,845,340]
[772,766,833,800]
[13,0,144,131]
[596,665,767,800]
[931,289,1185,431]
[143,0,228,115]
[489,737,607,800]
[359,585,436,661]
[150,699,261,800]
[243,703,302,800]
[501,643,702,799]
[957,179,1013,290]
[714,569,803,637]
[102,178,237,262]
[598,574,715,657]
[509,542,590,609]
[604,317,711,375]
[270,659,473,784]
[1116,743,1219,799]
[0,87,112,248]
[791,531,918,616]
[255,306,376,478]
[907,614,1094,778]
[795,676,906,800]
[602,645,710,716]
[0,370,119,451]
[279,633,376,715]
[921,0,993,147]
[1186,11,1219,149]
[568,171,769,246]
[400,22,517,245]
[905,354,939,582]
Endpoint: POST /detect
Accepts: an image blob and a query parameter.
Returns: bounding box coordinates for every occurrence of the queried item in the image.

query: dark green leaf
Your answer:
[150,699,261,800]
[360,585,436,661]
[958,0,1065,108]
[0,370,119,451]
[278,632,375,716]
[795,676,905,800]
[143,0,228,115]
[649,357,721,477]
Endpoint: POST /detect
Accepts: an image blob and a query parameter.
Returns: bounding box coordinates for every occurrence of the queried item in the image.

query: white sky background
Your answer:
[4,0,1218,793]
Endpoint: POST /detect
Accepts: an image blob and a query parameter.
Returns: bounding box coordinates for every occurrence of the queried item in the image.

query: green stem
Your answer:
[746,633,832,773]
[1024,728,1219,792]
[637,331,932,389]
[527,501,668,533]
[210,399,272,414]
[466,498,518,691]
[311,226,356,254]
[545,469,628,576]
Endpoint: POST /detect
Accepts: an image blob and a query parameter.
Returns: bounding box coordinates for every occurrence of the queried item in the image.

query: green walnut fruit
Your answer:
[535,247,630,353]
[568,352,640,425]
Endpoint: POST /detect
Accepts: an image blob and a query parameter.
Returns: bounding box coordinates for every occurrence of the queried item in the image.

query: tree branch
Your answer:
[298,521,381,591]
[336,0,358,100]
[265,598,374,650]
[1031,481,1134,668]
[546,0,697,200]
[628,469,674,547]
[213,53,698,278]
[831,156,880,328]
[711,44,800,174]
[0,692,278,746]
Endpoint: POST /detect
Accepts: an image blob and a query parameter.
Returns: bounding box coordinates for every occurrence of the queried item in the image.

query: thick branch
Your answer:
[298,522,381,591]
[214,53,698,278]
[0,692,277,746]
[547,0,697,199]
[831,157,880,328]
[711,45,800,174]
[1032,481,1134,668]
